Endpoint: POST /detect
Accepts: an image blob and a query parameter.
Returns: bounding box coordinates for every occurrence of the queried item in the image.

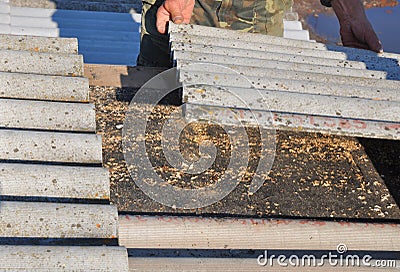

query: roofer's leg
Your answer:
[230,0,293,35]
[254,0,293,36]
[191,0,292,35]
[190,0,221,27]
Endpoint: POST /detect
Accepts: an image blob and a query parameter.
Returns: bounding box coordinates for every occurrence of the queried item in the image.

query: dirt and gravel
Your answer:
[86,0,400,220]
[89,86,400,220]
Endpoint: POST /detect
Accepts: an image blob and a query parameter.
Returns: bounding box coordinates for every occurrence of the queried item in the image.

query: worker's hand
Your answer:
[331,0,383,53]
[156,0,195,34]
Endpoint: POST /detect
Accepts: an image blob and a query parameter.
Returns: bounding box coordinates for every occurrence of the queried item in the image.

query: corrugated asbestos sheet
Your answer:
[169,23,400,140]
[0,0,142,65]
[0,1,129,268]
[0,0,311,65]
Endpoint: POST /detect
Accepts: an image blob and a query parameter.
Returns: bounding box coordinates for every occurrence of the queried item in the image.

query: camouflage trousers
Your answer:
[137,0,293,67]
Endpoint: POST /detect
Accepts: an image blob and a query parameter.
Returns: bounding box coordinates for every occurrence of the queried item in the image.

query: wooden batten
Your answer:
[119,215,400,251]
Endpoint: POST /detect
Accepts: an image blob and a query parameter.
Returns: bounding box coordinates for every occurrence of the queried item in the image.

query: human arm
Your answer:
[321,0,383,53]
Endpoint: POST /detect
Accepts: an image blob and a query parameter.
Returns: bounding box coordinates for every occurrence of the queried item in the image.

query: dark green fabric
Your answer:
[137,0,293,67]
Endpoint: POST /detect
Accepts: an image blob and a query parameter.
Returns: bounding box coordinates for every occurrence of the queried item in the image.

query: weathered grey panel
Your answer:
[0,14,10,24]
[0,24,10,34]
[178,61,400,90]
[6,25,140,42]
[172,43,366,69]
[0,246,129,272]
[2,6,142,65]
[0,2,10,12]
[170,24,400,78]
[0,49,83,76]
[0,163,110,199]
[10,15,141,31]
[171,32,400,75]
[0,201,118,238]
[180,70,400,101]
[326,43,400,62]
[169,23,327,51]
[184,104,400,140]
[0,34,78,53]
[183,85,400,123]
[9,0,141,12]
[171,23,400,139]
[8,0,141,14]
[173,50,387,79]
[170,23,400,62]
[0,99,95,131]
[170,32,346,60]
[0,130,102,164]
[0,71,89,102]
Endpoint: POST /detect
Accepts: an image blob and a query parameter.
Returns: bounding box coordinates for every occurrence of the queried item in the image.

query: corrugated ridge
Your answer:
[170,23,400,140]
[0,6,141,65]
[0,30,128,271]
[1,5,311,65]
